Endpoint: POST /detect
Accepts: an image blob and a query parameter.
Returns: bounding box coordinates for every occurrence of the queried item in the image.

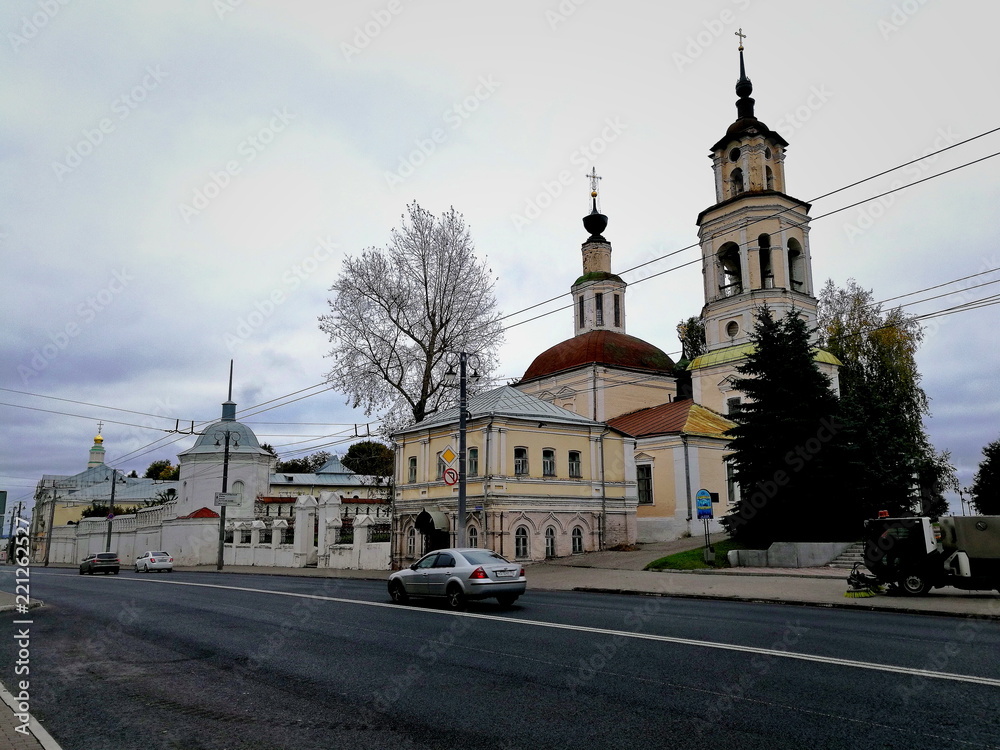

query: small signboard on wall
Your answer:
[214,492,241,506]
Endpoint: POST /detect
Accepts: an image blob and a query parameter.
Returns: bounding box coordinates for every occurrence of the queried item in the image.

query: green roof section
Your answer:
[689,343,842,370]
[572,271,624,287]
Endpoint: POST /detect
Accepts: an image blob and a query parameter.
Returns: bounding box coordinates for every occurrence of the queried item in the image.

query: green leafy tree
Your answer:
[144,459,179,481]
[970,437,1000,514]
[817,279,933,517]
[341,440,394,476]
[915,449,958,518]
[722,307,845,544]
[674,316,706,399]
[319,202,504,433]
[260,443,277,457]
[676,316,706,363]
[275,451,331,474]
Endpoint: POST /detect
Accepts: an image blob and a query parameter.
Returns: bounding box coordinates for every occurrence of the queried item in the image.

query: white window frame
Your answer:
[637,464,653,505]
[572,527,583,554]
[542,448,556,477]
[515,526,529,559]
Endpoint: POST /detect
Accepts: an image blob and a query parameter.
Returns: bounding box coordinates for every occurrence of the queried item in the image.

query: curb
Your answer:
[0,601,44,614]
[568,586,1000,620]
[0,679,64,750]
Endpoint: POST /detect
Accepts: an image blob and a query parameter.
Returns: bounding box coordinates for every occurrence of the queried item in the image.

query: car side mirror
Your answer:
[409,563,418,570]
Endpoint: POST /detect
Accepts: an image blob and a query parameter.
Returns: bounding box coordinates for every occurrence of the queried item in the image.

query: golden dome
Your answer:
[93,434,104,445]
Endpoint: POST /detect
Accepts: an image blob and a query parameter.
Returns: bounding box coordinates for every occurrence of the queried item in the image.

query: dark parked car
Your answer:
[388,548,526,609]
[79,553,120,575]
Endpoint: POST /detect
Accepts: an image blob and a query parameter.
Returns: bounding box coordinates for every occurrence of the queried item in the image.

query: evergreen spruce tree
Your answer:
[722,307,844,545]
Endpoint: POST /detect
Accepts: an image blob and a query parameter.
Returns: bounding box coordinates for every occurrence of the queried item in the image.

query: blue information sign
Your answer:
[695,489,713,520]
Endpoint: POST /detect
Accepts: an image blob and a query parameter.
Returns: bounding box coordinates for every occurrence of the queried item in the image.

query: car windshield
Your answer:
[153,552,169,556]
[96,554,118,559]
[459,550,511,565]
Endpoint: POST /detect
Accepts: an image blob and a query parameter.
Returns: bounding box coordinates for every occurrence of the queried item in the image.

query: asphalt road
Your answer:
[2,568,1000,750]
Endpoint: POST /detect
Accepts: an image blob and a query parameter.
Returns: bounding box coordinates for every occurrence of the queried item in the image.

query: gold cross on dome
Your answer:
[97,421,104,434]
[735,28,746,51]
[587,167,602,195]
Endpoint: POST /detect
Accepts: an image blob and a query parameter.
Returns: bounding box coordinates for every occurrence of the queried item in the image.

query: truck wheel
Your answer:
[900,573,931,596]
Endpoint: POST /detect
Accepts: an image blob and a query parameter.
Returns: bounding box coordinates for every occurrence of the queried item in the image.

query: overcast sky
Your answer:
[2,1,998,516]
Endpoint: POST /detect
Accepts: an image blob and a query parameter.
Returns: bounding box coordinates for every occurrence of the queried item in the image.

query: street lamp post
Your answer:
[215,427,237,571]
[446,352,480,548]
[42,481,58,567]
[105,468,125,552]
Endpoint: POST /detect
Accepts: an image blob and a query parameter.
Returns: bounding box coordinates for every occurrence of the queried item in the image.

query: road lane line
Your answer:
[37,573,1000,689]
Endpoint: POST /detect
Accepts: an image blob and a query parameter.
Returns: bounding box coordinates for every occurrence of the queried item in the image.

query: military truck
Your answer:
[862,515,1000,596]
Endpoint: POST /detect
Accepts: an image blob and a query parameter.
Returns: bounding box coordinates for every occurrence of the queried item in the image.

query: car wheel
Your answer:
[79,569,84,575]
[388,580,409,604]
[446,584,466,611]
[900,573,931,596]
[113,570,119,575]
[496,594,518,608]
[167,568,173,573]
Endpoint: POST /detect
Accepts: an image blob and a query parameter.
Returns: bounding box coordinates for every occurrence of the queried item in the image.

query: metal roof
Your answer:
[403,385,602,432]
[689,343,841,370]
[608,399,734,439]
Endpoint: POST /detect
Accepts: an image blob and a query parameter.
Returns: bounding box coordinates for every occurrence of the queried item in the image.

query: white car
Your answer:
[134,550,174,573]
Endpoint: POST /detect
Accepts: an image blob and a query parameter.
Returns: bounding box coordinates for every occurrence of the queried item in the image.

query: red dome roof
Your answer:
[521,330,675,382]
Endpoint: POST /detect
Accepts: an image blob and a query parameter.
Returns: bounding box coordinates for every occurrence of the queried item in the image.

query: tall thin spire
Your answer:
[582,167,609,243]
[734,28,755,119]
[222,359,237,421]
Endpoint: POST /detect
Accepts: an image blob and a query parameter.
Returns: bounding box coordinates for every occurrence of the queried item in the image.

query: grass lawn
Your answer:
[644,538,747,571]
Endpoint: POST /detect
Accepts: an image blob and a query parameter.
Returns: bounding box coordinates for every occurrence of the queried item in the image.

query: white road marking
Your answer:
[35,572,1000,689]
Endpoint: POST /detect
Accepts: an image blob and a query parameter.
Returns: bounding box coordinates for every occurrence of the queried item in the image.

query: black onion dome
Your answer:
[582,198,608,243]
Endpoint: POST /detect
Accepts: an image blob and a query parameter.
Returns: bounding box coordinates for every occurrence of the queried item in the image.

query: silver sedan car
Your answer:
[388,548,526,609]
[134,550,174,573]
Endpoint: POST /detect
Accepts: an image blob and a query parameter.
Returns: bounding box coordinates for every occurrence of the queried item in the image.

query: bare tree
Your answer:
[319,202,503,431]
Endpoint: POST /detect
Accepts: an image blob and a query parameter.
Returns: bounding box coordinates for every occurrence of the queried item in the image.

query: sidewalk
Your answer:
[2,543,999,749]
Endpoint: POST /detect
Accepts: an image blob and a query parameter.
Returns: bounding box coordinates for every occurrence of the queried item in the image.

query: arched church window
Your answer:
[788,238,805,291]
[765,165,774,190]
[515,526,529,559]
[758,234,773,289]
[730,167,744,197]
[718,243,742,298]
[545,527,556,558]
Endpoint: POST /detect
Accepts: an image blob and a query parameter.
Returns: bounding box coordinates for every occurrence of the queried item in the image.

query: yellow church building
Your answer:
[397,43,840,555]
